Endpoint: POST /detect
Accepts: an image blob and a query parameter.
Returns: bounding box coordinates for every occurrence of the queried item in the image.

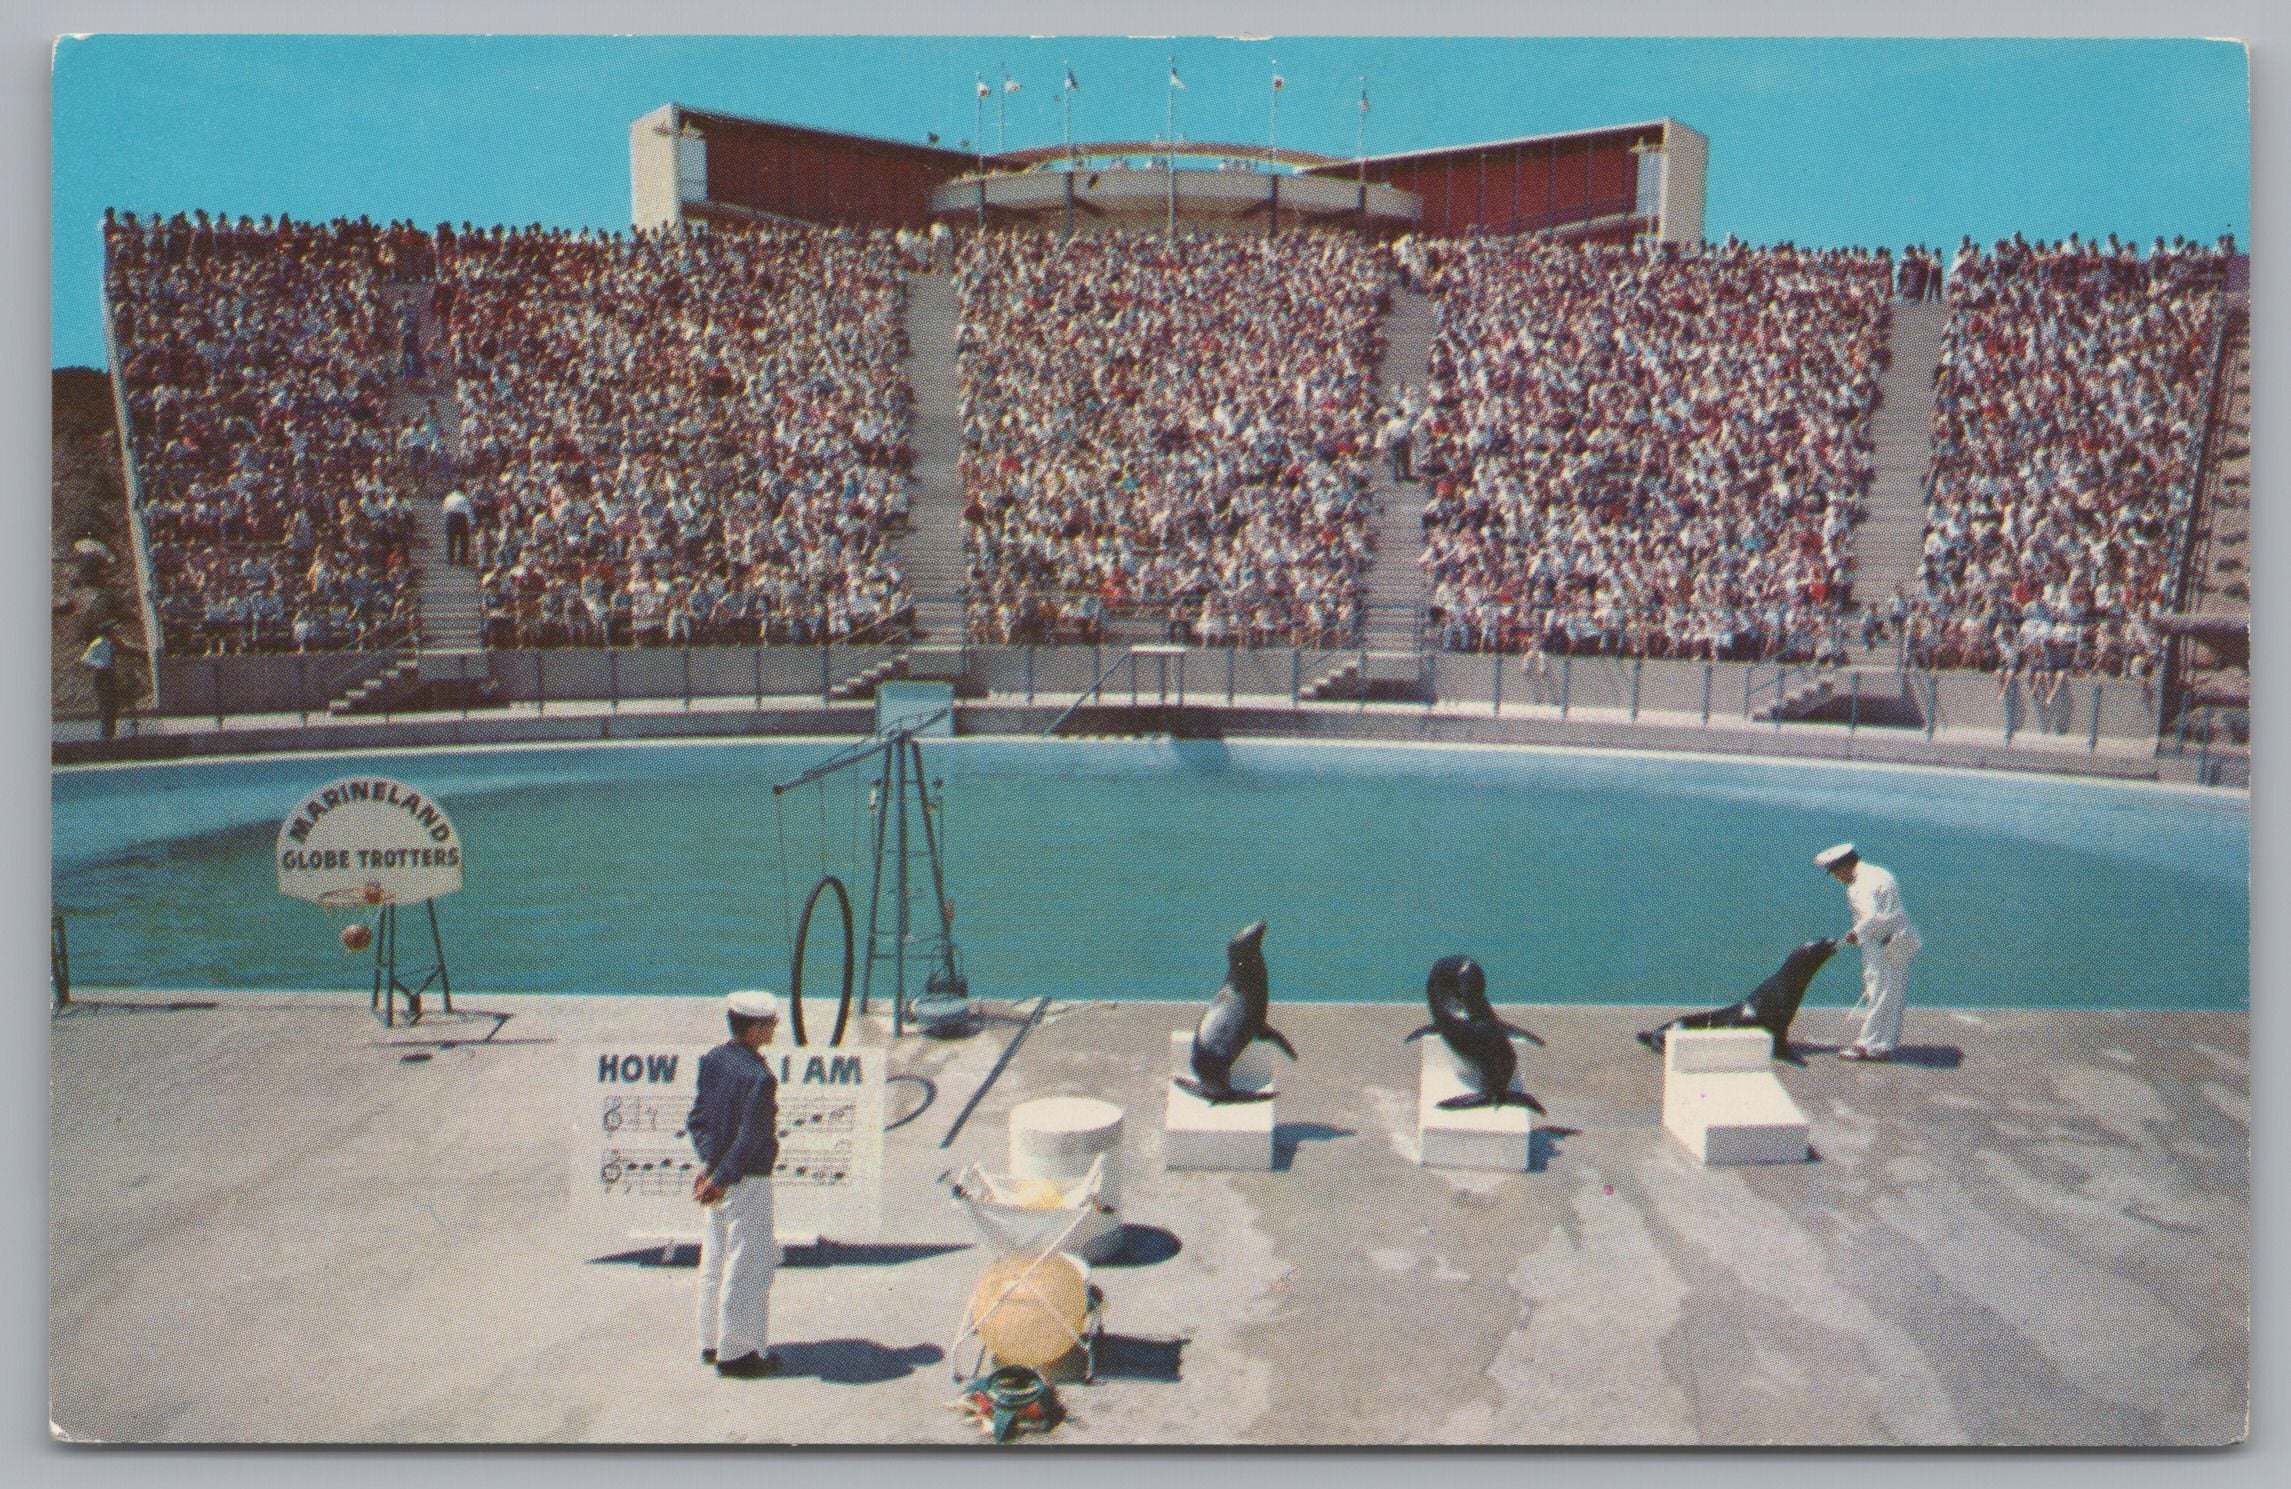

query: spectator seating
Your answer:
[105,210,419,654]
[1411,236,1892,664]
[954,231,1392,646]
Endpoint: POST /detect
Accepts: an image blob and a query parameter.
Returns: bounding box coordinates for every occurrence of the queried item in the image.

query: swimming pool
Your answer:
[51,739,2249,1013]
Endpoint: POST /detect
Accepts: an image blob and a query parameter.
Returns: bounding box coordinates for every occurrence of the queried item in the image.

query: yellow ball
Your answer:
[1013,1177,1067,1210]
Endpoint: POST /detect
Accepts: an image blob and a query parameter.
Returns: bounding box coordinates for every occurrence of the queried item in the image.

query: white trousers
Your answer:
[1854,932,1919,1054]
[696,1177,779,1360]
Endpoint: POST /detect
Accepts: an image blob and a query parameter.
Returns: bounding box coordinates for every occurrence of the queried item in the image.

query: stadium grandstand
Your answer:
[69,101,2249,782]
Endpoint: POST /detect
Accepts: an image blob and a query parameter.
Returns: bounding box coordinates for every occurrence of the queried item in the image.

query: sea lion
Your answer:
[1173,920,1294,1104]
[1404,955,1546,1113]
[1635,938,1839,1062]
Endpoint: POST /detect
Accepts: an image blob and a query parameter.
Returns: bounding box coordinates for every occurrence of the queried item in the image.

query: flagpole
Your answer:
[1166,57,1178,239]
[973,75,987,231]
[1356,77,1370,233]
[997,65,1008,154]
[1062,63,1077,239]
[1267,62,1279,171]
[1357,77,1368,170]
[1267,64,1282,239]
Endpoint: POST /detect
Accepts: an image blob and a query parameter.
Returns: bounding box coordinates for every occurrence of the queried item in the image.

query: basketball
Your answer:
[341,923,372,953]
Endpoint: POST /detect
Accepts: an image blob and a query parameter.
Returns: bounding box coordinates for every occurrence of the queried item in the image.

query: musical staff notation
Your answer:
[776,1101,856,1138]
[600,1094,679,1136]
[599,1146,696,1197]
[774,1160,852,1186]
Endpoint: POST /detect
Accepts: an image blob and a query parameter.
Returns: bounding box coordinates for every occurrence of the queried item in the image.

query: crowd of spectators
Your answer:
[102,208,2237,684]
[1409,236,1893,662]
[954,231,1392,645]
[444,223,915,647]
[1903,233,2235,686]
[104,210,422,654]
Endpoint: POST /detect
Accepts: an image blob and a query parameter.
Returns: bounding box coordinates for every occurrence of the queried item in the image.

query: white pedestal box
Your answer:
[1009,1096,1127,1212]
[1163,1030,1276,1171]
[1662,1028,1810,1165]
[1415,1039,1536,1171]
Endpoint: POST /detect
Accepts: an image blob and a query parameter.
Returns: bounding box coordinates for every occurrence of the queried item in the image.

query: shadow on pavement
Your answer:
[590,1241,971,1269]
[1273,1122,1355,1171]
[1093,1333,1185,1383]
[775,1338,944,1384]
[1096,1224,1182,1267]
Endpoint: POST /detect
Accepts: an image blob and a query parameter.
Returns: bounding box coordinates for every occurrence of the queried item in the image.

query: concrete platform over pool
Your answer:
[49,994,2249,1446]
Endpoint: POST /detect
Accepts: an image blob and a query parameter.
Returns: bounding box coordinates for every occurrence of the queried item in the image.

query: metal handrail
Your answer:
[2156,296,2243,743]
[300,619,424,714]
[1041,649,1140,737]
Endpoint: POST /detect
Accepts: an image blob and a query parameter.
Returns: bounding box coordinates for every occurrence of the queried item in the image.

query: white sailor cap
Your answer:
[1813,843,1858,869]
[726,989,780,1020]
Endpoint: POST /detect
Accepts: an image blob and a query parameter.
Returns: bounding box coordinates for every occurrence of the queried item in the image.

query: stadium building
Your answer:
[630,103,1709,243]
[64,99,2245,790]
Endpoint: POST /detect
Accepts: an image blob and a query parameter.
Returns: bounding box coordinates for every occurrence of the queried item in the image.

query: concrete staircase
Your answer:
[2191,312,2252,625]
[1296,655,1363,702]
[1357,286,1441,653]
[1296,651,1428,703]
[828,653,907,702]
[364,281,484,649]
[327,657,421,716]
[400,283,485,657]
[898,272,971,644]
[2180,305,2252,710]
[1850,299,1947,612]
[1751,673,1841,724]
[319,281,486,717]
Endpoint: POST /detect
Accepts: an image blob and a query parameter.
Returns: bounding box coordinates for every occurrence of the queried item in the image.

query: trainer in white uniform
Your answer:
[687,989,784,1378]
[1815,843,1922,1062]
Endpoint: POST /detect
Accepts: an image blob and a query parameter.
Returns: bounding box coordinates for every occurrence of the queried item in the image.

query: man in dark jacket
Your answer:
[687,990,783,1378]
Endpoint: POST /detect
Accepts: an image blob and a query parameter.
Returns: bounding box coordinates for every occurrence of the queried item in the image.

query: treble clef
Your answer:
[602,1095,623,1133]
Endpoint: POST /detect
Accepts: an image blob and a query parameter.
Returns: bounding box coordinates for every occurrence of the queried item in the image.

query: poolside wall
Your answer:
[93,645,2194,783]
[147,646,2162,741]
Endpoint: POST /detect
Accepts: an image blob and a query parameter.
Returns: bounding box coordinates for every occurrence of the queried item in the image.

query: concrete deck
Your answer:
[49,994,2248,1446]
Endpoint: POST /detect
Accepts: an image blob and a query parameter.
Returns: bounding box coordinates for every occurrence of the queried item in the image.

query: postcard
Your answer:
[48,32,2250,1447]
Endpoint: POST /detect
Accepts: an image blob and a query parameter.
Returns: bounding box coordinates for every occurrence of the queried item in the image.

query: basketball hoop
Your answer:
[316,882,394,909]
[276,777,461,1030]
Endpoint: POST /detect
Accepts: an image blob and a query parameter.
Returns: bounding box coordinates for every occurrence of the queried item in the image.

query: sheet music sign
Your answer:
[276,776,463,905]
[569,1040,886,1244]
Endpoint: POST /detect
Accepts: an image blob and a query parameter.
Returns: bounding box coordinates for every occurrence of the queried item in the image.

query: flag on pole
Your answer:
[975,77,991,98]
[1004,76,1022,93]
[1169,65,1186,91]
[1065,67,1080,91]
[1359,85,1370,113]
[1272,73,1285,90]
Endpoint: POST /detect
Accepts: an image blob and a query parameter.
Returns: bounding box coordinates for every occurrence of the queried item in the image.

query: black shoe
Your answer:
[701,1349,716,1365]
[715,1351,782,1379]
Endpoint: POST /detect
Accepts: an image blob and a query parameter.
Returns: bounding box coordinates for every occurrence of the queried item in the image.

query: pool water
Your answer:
[51,739,2249,1013]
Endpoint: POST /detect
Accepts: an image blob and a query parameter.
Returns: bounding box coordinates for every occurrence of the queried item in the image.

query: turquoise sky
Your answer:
[50,34,2248,368]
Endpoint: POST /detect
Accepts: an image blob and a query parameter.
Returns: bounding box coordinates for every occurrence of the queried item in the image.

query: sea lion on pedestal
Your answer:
[1404,955,1546,1113]
[1635,938,1839,1062]
[1173,920,1294,1104]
